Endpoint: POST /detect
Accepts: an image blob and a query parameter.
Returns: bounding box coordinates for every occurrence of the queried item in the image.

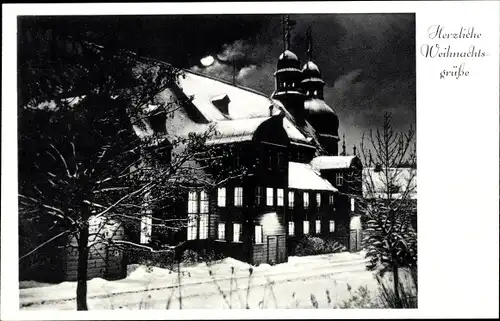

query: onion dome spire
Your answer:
[307,26,313,61]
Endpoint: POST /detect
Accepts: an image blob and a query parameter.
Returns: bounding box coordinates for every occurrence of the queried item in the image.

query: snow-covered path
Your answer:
[20,252,394,310]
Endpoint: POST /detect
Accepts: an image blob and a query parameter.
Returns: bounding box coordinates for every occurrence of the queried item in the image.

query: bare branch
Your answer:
[19,230,70,261]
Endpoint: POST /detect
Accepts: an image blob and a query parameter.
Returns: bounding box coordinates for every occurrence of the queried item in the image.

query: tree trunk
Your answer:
[76,224,89,310]
[393,264,401,307]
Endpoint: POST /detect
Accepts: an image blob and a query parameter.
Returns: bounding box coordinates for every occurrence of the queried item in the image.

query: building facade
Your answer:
[135,22,363,266]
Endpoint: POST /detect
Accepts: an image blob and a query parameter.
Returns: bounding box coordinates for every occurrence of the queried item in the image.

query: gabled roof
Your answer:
[289,162,338,192]
[310,156,359,170]
[176,70,312,145]
[207,116,271,145]
[362,167,417,199]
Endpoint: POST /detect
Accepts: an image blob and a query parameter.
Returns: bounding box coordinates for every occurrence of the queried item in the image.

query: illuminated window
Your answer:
[187,214,198,240]
[315,220,321,234]
[316,193,321,207]
[329,194,334,205]
[255,186,263,206]
[351,198,355,212]
[234,187,243,207]
[303,192,309,209]
[266,187,274,206]
[218,222,225,240]
[303,221,310,235]
[255,225,263,244]
[233,223,242,242]
[288,221,295,236]
[288,191,295,208]
[336,172,343,186]
[200,190,209,213]
[140,215,152,244]
[218,187,226,207]
[199,214,208,239]
[188,191,198,213]
[329,220,335,232]
[277,189,284,206]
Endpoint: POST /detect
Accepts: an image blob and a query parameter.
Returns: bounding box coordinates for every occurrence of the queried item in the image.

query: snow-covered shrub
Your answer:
[181,249,199,266]
[294,236,346,256]
[127,247,176,269]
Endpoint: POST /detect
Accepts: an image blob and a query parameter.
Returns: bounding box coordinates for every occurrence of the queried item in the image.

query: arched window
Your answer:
[314,90,318,95]
[292,83,295,88]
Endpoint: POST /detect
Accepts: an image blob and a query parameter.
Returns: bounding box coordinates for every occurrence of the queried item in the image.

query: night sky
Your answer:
[20,14,415,149]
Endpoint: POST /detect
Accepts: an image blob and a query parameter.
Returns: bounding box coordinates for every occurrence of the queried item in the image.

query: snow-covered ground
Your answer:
[20,251,414,310]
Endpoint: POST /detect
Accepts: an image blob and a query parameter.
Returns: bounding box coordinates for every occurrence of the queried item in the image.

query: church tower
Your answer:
[301,27,340,156]
[272,16,306,124]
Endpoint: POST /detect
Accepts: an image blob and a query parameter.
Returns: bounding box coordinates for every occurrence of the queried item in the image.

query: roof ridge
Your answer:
[182,68,272,99]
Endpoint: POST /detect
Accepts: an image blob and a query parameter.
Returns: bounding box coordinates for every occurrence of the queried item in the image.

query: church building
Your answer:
[135,17,364,266]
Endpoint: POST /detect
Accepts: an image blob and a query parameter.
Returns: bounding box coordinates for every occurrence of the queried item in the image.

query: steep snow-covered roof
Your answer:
[289,162,338,192]
[311,156,358,170]
[362,167,417,199]
[177,70,311,145]
[207,116,270,145]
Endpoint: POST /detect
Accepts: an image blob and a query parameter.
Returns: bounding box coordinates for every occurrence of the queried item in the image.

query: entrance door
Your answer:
[267,236,277,265]
[277,235,286,263]
[349,229,363,252]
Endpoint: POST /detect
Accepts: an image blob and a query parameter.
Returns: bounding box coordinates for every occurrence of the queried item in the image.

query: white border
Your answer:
[2,1,499,320]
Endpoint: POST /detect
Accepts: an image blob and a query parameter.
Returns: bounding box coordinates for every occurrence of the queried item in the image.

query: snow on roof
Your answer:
[311,156,358,170]
[206,117,270,145]
[177,70,311,145]
[304,98,337,115]
[179,71,273,121]
[301,77,325,84]
[289,162,338,192]
[362,167,417,199]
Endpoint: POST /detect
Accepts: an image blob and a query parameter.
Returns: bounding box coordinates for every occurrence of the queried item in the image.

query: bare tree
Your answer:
[18,34,243,310]
[348,111,417,306]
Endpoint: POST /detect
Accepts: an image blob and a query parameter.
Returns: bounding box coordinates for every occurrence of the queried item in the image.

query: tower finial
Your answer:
[282,15,295,51]
[285,15,291,50]
[307,26,313,61]
[341,134,346,156]
[353,145,357,156]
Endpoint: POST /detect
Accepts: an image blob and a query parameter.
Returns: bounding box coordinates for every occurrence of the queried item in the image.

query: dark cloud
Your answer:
[187,14,415,149]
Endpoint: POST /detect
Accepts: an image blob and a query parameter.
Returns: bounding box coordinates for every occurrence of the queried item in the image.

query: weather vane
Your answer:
[282,15,296,51]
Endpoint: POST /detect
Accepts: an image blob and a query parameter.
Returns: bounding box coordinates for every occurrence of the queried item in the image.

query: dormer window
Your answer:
[211,94,231,115]
[146,104,166,133]
[149,113,166,133]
